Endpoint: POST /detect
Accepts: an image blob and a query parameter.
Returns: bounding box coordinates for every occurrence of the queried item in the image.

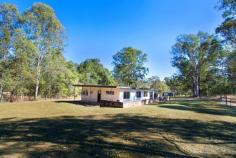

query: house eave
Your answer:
[73,84,118,88]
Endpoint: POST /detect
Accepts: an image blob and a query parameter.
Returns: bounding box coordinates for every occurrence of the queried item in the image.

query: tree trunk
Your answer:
[193,75,200,97]
[198,76,201,97]
[35,58,41,100]
[0,85,3,102]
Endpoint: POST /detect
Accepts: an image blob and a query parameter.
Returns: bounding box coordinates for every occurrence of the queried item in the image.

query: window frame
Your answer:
[82,90,88,96]
[144,91,148,97]
[136,91,141,98]
[150,92,153,99]
[106,91,114,95]
[123,91,130,99]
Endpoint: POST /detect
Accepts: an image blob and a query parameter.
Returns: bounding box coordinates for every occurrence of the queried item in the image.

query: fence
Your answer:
[221,95,236,106]
[0,93,81,103]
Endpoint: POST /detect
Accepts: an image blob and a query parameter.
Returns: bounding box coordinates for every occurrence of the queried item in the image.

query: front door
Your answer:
[97,90,101,103]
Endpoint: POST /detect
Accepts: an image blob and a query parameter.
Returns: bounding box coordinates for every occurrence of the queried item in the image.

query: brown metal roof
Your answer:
[73,84,118,88]
[73,84,157,92]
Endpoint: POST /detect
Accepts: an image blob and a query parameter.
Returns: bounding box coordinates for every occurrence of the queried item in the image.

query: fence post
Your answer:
[226,95,228,106]
[74,86,76,101]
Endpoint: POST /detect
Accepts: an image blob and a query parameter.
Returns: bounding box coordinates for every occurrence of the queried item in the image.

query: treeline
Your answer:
[165,0,236,97]
[1,1,235,101]
[0,3,152,102]
[0,3,81,101]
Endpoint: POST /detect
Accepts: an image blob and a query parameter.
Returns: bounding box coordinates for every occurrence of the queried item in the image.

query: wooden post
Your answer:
[0,86,3,102]
[74,86,76,101]
[226,95,228,106]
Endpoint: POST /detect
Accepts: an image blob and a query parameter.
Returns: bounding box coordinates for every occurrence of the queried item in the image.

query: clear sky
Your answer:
[1,0,223,79]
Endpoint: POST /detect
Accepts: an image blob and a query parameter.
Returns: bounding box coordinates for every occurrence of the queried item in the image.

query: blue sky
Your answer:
[1,0,223,79]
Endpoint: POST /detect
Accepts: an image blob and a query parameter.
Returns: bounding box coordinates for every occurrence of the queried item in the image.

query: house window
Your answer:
[82,90,88,96]
[123,92,130,99]
[150,92,153,99]
[144,91,148,97]
[136,91,141,98]
[106,91,114,95]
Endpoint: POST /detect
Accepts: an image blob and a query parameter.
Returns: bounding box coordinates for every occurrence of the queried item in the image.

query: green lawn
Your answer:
[0,100,236,158]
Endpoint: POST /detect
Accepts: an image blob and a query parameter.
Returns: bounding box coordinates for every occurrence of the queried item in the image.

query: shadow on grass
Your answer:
[0,114,236,157]
[55,100,98,107]
[156,100,236,117]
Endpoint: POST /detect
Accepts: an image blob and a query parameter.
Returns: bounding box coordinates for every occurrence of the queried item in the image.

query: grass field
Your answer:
[0,100,236,158]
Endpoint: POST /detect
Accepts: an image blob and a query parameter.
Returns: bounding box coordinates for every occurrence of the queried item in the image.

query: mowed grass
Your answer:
[0,100,236,158]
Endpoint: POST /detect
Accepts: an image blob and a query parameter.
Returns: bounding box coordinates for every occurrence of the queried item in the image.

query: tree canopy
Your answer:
[171,32,224,97]
[112,47,148,87]
[0,3,79,101]
[148,76,169,93]
[216,0,236,94]
[0,3,20,101]
[1,1,236,102]
[23,3,64,99]
[216,0,236,46]
[77,59,115,85]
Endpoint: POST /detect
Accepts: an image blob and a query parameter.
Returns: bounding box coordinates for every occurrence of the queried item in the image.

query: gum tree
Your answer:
[171,32,223,97]
[112,47,148,87]
[23,3,64,99]
[0,4,19,102]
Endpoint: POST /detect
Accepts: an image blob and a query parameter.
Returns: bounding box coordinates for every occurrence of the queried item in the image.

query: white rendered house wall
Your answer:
[119,88,153,102]
[81,87,119,102]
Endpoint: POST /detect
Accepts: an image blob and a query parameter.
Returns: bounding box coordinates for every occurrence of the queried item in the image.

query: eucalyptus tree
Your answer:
[171,32,223,97]
[165,76,190,96]
[64,61,80,96]
[11,30,36,97]
[216,0,236,94]
[148,76,169,93]
[41,50,65,98]
[77,59,115,85]
[216,0,236,47]
[112,47,148,87]
[0,3,19,101]
[228,50,236,92]
[23,3,64,99]
[40,50,79,98]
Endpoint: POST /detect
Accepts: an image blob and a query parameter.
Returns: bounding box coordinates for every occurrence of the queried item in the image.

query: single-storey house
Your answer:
[73,84,158,108]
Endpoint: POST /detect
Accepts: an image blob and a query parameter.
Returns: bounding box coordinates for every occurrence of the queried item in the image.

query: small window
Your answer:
[136,91,141,98]
[150,92,153,99]
[82,90,88,96]
[106,91,114,95]
[144,91,148,97]
[123,92,130,99]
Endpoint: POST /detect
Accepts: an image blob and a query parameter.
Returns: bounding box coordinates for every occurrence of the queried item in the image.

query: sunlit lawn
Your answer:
[0,100,236,158]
